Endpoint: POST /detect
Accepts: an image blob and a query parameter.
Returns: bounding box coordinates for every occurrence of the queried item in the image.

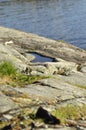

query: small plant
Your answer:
[12,74,47,87]
[53,105,86,124]
[0,61,17,76]
[0,61,48,87]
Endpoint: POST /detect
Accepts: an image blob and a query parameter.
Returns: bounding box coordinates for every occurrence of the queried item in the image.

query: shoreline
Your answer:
[0,26,86,64]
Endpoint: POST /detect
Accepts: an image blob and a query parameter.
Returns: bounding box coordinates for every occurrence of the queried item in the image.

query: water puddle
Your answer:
[29,52,54,63]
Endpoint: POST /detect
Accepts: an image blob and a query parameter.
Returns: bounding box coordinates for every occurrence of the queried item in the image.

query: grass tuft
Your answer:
[0,61,47,87]
[0,61,17,76]
[53,105,86,124]
[12,74,47,87]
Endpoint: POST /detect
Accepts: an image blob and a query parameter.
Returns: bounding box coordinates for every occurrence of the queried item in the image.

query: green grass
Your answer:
[0,61,47,87]
[0,61,17,76]
[53,105,86,124]
[12,74,47,87]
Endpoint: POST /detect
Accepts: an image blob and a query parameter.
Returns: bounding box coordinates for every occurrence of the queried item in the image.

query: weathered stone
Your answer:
[3,114,13,120]
[44,61,78,75]
[27,60,78,76]
[0,92,18,114]
[32,127,77,130]
[0,44,28,72]
[25,53,35,62]
[0,26,86,64]
[60,71,86,89]
[79,62,86,73]
[29,65,48,75]
[15,77,86,106]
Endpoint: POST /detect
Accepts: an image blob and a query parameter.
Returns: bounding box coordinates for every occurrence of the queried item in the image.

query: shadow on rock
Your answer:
[36,106,60,125]
[1,124,12,130]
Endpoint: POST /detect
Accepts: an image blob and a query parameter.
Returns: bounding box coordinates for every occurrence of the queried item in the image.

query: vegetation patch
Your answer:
[0,61,47,87]
[0,61,17,76]
[53,105,86,124]
[12,74,47,87]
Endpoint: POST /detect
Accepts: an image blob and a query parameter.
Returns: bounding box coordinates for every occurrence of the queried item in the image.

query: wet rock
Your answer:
[36,106,60,125]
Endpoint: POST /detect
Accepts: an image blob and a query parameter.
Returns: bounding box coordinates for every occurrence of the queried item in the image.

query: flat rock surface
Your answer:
[0,91,18,114]
[15,75,86,106]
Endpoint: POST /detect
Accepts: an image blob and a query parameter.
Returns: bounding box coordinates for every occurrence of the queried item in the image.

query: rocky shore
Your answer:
[0,26,86,130]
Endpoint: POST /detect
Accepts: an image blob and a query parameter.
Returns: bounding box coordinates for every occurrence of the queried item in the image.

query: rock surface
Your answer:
[0,26,86,130]
[0,91,18,114]
[0,26,86,64]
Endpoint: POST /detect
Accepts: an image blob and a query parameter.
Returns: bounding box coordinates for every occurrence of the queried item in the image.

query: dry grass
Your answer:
[0,76,12,84]
[53,105,86,124]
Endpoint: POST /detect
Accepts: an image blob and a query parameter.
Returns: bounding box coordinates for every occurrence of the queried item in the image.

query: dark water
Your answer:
[30,52,54,62]
[0,0,86,49]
